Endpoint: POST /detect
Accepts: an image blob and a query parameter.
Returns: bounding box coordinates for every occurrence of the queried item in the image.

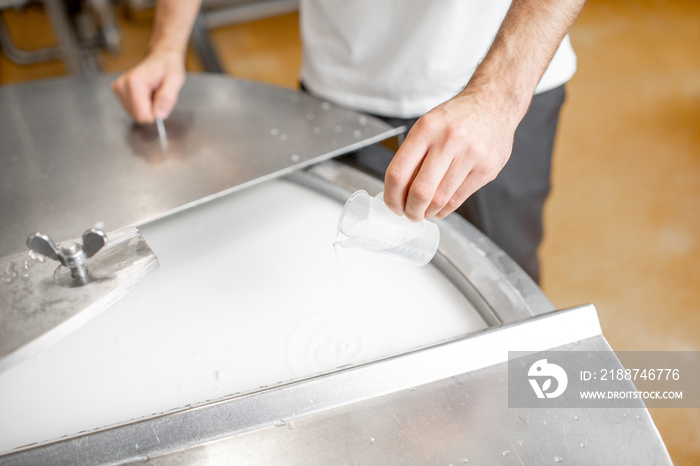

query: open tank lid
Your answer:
[0,73,402,258]
[0,74,401,372]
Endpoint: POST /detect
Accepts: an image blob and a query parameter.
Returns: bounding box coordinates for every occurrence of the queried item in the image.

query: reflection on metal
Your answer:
[0,227,158,372]
[0,74,402,258]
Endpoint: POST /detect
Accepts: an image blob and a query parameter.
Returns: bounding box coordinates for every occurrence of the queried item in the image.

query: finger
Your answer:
[384,128,429,215]
[424,154,473,218]
[152,72,184,119]
[434,173,484,219]
[111,77,134,118]
[403,145,456,221]
[126,76,157,124]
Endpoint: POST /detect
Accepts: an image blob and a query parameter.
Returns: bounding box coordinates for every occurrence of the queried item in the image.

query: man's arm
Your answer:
[112,0,203,123]
[383,0,586,221]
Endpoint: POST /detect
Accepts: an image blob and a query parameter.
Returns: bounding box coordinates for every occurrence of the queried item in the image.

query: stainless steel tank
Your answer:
[0,75,671,465]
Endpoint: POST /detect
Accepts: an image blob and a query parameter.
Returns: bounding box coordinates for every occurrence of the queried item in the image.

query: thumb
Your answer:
[152,72,184,119]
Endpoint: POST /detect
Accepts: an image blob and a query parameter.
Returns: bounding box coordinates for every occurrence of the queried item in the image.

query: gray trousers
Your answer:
[340,85,567,283]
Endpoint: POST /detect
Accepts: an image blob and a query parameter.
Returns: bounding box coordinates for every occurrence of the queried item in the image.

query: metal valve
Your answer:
[27,228,108,280]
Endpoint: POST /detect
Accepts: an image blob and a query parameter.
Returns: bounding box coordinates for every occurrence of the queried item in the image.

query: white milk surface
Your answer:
[0,179,487,454]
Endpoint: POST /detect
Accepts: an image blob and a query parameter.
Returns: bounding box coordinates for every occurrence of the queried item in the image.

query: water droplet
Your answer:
[636,415,641,420]
[353,130,362,138]
[270,128,279,136]
[555,456,563,463]
[274,420,286,428]
[460,459,469,464]
[369,437,375,444]
[580,442,587,448]
[502,450,510,456]
[29,250,47,263]
[408,386,416,391]
[358,116,367,126]
[543,420,549,425]
[574,416,579,420]
[291,154,301,162]
[517,440,524,446]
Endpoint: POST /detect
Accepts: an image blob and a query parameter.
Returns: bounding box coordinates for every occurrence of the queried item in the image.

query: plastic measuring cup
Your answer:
[335,190,440,266]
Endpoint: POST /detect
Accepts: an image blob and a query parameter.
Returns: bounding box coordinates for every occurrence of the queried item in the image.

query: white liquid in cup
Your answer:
[335,190,440,266]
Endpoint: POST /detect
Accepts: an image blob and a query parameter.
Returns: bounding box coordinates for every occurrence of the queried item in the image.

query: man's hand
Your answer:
[383,0,585,221]
[384,91,517,221]
[111,0,202,123]
[111,50,186,124]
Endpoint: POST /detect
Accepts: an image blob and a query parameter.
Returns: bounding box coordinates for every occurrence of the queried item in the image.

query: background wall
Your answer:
[1,0,698,463]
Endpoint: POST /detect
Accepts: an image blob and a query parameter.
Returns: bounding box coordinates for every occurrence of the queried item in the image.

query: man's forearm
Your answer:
[148,0,204,56]
[464,0,586,124]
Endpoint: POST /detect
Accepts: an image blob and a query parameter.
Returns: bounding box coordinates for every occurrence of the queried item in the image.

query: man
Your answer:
[113,0,586,282]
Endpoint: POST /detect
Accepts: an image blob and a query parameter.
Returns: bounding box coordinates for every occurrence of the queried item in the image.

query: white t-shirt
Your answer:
[299,0,577,118]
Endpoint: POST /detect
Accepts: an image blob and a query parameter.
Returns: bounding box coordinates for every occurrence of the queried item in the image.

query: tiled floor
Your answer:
[1,0,698,463]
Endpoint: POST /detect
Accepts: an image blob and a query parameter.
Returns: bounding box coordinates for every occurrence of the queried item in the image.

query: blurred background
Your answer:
[0,0,698,463]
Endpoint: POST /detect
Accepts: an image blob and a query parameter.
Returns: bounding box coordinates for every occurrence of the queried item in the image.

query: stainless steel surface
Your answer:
[152,336,667,466]
[0,306,672,465]
[0,227,159,372]
[0,73,402,258]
